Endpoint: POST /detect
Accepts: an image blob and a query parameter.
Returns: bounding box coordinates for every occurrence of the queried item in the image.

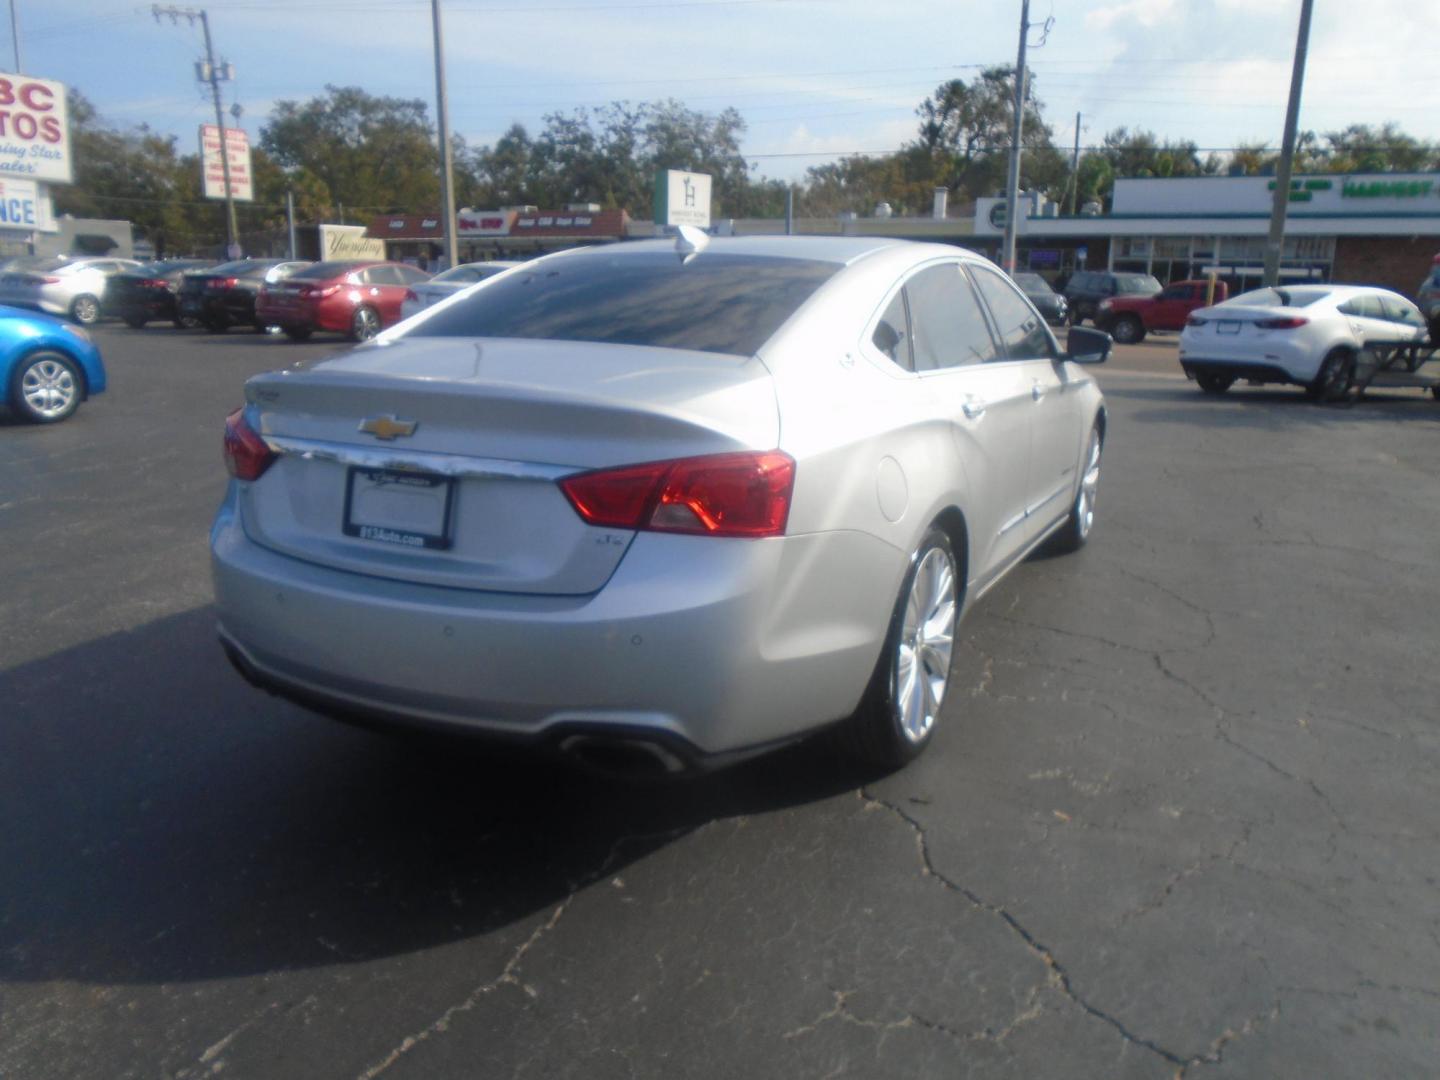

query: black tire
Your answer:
[123,314,147,329]
[1307,348,1354,402]
[203,318,229,333]
[69,294,101,326]
[283,325,313,342]
[838,526,959,769]
[1067,307,1082,327]
[1111,315,1145,344]
[350,305,381,342]
[1430,385,1440,402]
[174,314,201,330]
[8,350,83,424]
[1196,372,1235,395]
[1049,422,1103,555]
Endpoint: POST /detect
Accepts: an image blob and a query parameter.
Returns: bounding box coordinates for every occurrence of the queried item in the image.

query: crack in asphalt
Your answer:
[860,789,1279,1072]
[354,898,574,1080]
[1118,829,1253,924]
[782,983,1052,1048]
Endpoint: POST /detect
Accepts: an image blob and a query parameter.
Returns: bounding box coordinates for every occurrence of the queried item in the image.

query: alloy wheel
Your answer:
[1075,429,1101,541]
[21,358,78,419]
[893,546,957,743]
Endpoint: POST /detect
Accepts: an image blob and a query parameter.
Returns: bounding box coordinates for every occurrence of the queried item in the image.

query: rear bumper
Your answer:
[210,492,899,759]
[1180,359,1302,386]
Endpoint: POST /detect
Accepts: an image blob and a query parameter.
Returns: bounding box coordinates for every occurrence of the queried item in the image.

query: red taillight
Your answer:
[560,451,795,539]
[39,275,61,284]
[1256,316,1309,329]
[299,283,341,299]
[208,276,239,290]
[141,278,168,288]
[223,408,276,482]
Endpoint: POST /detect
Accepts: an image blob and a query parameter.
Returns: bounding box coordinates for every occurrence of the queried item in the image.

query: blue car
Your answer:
[0,304,106,423]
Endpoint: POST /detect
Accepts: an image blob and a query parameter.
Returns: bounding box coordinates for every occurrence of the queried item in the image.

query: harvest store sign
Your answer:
[1264,173,1440,210]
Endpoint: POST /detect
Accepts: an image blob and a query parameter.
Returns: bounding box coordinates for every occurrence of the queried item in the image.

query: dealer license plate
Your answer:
[1216,320,1241,335]
[343,467,454,550]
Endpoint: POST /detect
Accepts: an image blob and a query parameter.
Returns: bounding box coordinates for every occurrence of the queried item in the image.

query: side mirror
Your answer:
[1065,326,1111,364]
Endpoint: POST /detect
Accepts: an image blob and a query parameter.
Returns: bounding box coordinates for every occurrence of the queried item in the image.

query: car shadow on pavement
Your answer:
[0,607,876,988]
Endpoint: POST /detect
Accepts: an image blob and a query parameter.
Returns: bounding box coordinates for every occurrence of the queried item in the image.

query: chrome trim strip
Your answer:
[261,434,574,481]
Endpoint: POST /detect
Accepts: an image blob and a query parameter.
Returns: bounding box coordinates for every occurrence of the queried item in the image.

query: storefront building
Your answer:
[365,206,630,267]
[972,173,1440,296]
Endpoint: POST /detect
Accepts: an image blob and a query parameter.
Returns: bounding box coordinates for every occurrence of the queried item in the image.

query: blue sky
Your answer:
[13,0,1440,189]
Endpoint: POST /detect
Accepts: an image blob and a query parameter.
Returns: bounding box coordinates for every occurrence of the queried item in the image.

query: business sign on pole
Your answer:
[0,177,56,232]
[199,124,253,202]
[319,223,385,259]
[653,169,712,229]
[0,73,71,184]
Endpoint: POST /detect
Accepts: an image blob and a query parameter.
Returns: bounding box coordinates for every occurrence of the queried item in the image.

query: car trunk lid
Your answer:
[236,336,779,595]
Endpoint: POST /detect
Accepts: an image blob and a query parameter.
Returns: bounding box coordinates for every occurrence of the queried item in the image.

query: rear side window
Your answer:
[1339,295,1384,319]
[292,261,369,281]
[872,290,911,369]
[1379,295,1423,325]
[905,263,998,370]
[408,252,839,357]
[968,265,1057,361]
[364,265,405,286]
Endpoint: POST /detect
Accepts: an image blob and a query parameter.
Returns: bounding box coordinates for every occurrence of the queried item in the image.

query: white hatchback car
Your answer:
[212,236,1109,775]
[1179,284,1429,398]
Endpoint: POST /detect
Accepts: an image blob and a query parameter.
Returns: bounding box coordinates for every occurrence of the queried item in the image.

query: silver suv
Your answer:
[0,255,140,324]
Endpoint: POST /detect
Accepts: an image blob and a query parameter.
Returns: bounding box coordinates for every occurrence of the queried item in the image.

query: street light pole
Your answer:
[1001,0,1030,273]
[431,0,458,269]
[8,0,21,72]
[1262,0,1315,288]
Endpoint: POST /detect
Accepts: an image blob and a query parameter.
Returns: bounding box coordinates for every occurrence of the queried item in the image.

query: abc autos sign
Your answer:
[0,73,71,184]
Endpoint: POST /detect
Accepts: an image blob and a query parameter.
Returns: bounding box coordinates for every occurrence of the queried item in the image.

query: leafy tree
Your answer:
[261,85,441,214]
[912,67,1065,201]
[1319,123,1437,173]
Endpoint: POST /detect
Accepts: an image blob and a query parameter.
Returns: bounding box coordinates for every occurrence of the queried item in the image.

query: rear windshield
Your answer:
[406,252,840,356]
[1013,273,1051,293]
[1226,287,1330,308]
[1115,274,1162,294]
[291,261,370,280]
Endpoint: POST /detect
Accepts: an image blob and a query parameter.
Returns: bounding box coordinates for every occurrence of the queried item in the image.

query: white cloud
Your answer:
[1084,0,1179,32]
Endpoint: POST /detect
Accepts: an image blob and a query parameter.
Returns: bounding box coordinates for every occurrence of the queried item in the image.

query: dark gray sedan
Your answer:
[1013,272,1069,326]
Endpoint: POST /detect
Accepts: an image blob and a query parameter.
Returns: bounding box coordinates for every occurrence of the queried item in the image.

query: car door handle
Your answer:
[962,396,986,420]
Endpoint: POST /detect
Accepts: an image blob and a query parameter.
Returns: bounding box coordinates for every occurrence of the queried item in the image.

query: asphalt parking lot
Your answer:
[2,325,1438,1079]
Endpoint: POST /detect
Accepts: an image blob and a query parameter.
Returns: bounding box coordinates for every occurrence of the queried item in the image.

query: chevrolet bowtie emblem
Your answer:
[358,414,418,440]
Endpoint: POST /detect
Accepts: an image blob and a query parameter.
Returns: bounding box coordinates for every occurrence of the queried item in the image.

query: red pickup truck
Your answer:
[1095,279,1229,344]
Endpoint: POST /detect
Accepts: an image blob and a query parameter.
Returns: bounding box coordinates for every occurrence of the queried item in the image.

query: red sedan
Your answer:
[256,260,432,341]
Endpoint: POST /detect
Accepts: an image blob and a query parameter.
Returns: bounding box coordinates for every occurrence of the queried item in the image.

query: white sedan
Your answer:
[399,261,520,321]
[1179,284,1429,398]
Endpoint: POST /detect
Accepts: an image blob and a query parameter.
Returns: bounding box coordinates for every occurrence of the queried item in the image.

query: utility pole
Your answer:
[286,190,297,260]
[8,0,20,72]
[1001,0,1030,273]
[1263,0,1315,287]
[153,5,240,258]
[431,0,458,269]
[1067,111,1082,215]
[785,187,794,235]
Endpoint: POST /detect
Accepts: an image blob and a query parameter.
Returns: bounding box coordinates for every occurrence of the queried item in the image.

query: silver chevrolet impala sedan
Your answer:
[211,235,1109,774]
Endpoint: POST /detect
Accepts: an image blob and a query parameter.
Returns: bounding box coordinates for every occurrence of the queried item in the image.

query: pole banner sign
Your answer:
[653,169,712,228]
[200,124,253,202]
[0,73,71,183]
